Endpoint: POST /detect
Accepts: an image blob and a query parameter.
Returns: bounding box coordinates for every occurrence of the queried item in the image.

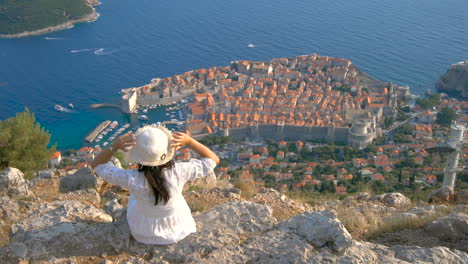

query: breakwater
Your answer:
[84,120,111,143]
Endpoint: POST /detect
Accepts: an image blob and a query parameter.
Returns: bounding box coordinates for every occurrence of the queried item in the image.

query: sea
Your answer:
[0,0,467,150]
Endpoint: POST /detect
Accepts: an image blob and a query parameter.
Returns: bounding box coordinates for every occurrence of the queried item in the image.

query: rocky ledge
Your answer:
[437,61,468,98]
[0,167,467,263]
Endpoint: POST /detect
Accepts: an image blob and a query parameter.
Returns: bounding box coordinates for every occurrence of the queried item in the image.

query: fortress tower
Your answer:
[121,91,138,113]
[347,119,374,149]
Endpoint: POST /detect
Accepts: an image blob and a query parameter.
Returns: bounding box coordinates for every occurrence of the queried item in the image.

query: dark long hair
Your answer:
[138,160,175,205]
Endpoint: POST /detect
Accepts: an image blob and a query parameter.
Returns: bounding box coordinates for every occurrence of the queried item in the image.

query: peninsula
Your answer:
[119,54,411,148]
[0,0,100,38]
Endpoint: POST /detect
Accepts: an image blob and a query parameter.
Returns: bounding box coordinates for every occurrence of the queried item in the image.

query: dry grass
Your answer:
[335,206,379,240]
[286,191,343,206]
[366,205,453,240]
[233,180,259,199]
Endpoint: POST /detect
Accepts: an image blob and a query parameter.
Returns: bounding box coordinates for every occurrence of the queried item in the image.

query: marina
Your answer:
[84,120,111,143]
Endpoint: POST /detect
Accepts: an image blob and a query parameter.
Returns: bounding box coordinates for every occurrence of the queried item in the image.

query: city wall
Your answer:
[136,94,185,106]
[221,124,349,144]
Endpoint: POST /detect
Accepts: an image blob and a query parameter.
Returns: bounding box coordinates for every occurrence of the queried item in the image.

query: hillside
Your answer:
[0,166,467,263]
[0,0,98,38]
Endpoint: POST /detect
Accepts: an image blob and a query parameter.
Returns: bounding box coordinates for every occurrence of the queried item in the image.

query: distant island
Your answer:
[0,0,100,38]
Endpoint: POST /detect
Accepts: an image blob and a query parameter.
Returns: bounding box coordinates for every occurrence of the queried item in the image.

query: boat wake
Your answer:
[94,48,117,56]
[70,49,95,53]
[54,104,77,113]
[45,37,64,40]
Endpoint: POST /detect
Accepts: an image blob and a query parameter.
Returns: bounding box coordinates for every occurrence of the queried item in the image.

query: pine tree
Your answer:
[0,108,56,178]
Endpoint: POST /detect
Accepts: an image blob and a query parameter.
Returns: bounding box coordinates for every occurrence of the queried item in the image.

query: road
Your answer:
[384,111,424,144]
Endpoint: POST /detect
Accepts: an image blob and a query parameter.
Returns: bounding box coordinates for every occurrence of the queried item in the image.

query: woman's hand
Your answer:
[112,132,136,152]
[171,132,193,150]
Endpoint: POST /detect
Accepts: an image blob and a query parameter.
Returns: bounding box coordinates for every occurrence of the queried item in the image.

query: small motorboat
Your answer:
[138,115,149,121]
[247,43,255,48]
[54,104,65,112]
[69,103,74,109]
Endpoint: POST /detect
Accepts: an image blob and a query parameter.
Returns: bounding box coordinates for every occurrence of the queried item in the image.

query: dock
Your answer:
[85,120,111,143]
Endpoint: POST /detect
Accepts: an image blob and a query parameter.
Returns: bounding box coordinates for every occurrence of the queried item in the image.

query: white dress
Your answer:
[94,158,216,245]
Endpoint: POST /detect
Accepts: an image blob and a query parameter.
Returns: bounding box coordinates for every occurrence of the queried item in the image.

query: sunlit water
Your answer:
[0,0,467,149]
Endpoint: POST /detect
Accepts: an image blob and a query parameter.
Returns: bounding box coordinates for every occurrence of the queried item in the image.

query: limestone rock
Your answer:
[436,61,468,98]
[457,189,468,205]
[0,168,30,199]
[103,198,125,219]
[408,205,449,218]
[356,192,371,200]
[382,192,411,208]
[155,201,276,263]
[429,186,454,202]
[425,212,468,241]
[195,200,276,235]
[0,196,20,221]
[384,212,418,223]
[57,189,101,208]
[279,210,353,253]
[37,169,56,179]
[390,245,468,264]
[2,200,121,261]
[59,167,102,192]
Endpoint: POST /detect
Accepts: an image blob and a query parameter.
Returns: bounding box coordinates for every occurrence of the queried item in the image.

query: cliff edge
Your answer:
[436,61,468,98]
[0,167,467,263]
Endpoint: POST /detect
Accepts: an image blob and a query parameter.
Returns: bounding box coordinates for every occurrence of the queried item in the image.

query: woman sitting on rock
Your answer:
[90,125,219,244]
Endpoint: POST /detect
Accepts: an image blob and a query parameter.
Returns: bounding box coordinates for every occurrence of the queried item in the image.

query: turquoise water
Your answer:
[0,0,467,149]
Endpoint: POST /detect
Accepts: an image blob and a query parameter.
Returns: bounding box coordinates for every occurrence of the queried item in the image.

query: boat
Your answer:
[142,108,148,113]
[103,142,109,147]
[247,43,255,48]
[138,115,149,120]
[69,103,74,109]
[54,104,66,112]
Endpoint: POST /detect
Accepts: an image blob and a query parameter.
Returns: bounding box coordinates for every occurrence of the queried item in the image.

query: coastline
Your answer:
[0,3,100,39]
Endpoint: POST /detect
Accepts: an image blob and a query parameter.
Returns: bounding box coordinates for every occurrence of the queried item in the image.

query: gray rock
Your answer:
[0,168,30,198]
[356,192,371,201]
[103,198,125,219]
[429,186,454,202]
[457,189,468,205]
[382,192,411,208]
[57,189,101,208]
[384,213,418,223]
[1,197,467,264]
[155,200,276,263]
[59,167,102,192]
[425,212,468,241]
[37,169,56,179]
[279,210,353,253]
[195,200,276,235]
[390,245,468,264]
[0,196,20,221]
[2,200,125,261]
[408,205,449,218]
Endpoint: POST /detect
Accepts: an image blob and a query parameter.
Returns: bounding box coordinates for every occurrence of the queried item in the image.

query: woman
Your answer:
[90,125,219,245]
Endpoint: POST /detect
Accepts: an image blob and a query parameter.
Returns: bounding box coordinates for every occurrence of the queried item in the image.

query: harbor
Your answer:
[83,101,188,149]
[84,120,111,142]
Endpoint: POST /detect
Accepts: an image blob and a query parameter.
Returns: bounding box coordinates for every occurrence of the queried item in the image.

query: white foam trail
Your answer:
[94,48,105,55]
[70,49,94,53]
[94,48,118,55]
[45,37,64,40]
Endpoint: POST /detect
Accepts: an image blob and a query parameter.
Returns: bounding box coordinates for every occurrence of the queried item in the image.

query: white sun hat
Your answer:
[125,125,175,166]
